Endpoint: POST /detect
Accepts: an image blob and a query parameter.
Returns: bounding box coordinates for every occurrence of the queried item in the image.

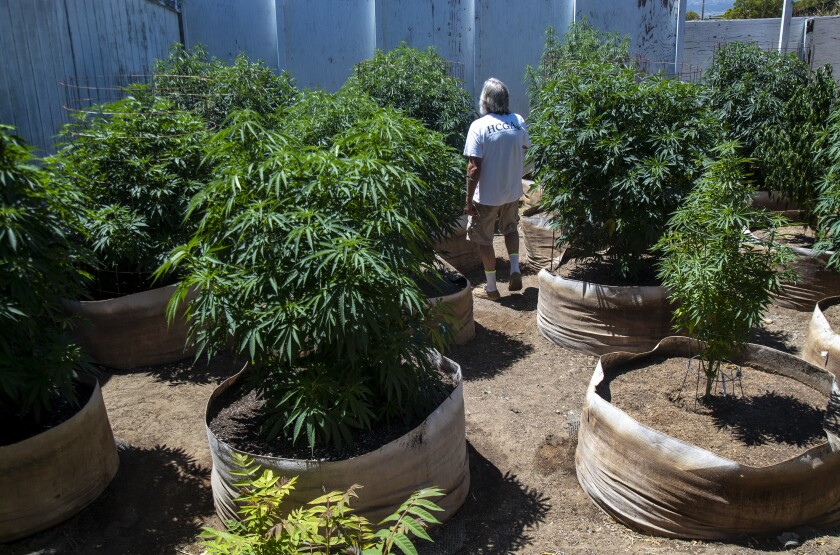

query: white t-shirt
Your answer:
[463,112,531,206]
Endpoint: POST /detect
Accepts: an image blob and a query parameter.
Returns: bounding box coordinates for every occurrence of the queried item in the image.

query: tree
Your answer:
[687,10,701,20]
[724,0,782,18]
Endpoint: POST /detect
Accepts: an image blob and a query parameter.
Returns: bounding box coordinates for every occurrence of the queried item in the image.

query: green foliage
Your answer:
[656,143,796,398]
[346,44,475,149]
[724,0,782,18]
[199,452,444,555]
[704,42,820,192]
[160,107,460,451]
[51,90,211,279]
[525,22,630,106]
[724,0,840,17]
[814,107,840,267]
[754,65,837,222]
[794,0,840,16]
[0,125,94,424]
[153,44,298,128]
[686,10,701,20]
[283,88,383,149]
[528,59,719,279]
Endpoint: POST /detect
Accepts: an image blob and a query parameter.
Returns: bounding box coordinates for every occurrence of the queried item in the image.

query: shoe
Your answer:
[474,287,501,301]
[509,272,522,292]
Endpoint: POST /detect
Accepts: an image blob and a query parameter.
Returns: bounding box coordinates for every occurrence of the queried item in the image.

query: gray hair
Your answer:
[479,78,510,115]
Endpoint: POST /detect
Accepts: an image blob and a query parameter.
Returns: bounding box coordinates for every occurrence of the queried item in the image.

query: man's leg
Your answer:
[467,202,502,299]
[499,201,523,291]
[505,230,522,291]
[479,243,498,292]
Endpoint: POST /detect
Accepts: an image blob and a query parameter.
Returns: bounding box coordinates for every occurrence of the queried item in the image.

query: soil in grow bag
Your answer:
[0,381,95,445]
[605,356,828,467]
[554,256,660,287]
[207,373,457,461]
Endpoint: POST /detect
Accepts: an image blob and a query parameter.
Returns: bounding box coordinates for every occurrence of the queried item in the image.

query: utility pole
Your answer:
[701,0,705,20]
[779,0,793,52]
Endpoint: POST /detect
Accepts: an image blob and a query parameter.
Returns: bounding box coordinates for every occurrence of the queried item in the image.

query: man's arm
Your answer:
[466,156,481,216]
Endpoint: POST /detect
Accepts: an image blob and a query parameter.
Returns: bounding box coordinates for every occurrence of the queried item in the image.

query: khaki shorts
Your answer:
[466,200,520,246]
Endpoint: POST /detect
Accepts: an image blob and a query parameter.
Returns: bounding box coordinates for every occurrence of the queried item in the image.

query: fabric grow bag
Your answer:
[206,354,470,524]
[426,259,475,345]
[577,336,840,540]
[775,246,840,312]
[537,268,673,357]
[434,216,482,275]
[63,284,196,370]
[803,296,840,374]
[520,215,559,270]
[0,379,119,542]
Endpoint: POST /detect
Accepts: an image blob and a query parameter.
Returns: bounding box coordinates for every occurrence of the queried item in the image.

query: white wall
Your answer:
[683,17,807,72]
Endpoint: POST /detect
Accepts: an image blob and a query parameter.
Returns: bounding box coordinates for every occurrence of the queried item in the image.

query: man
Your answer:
[464,78,530,300]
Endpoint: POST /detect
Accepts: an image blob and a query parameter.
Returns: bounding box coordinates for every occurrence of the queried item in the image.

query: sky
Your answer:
[687,0,735,16]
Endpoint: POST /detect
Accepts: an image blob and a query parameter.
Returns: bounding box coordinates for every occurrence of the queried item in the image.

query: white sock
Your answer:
[484,270,497,291]
[510,253,520,274]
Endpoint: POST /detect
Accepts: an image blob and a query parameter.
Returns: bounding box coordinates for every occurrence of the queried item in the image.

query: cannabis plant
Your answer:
[161,106,460,451]
[528,59,719,280]
[51,90,210,289]
[656,143,796,399]
[814,106,840,267]
[199,453,444,554]
[525,21,630,104]
[705,42,826,194]
[0,125,94,432]
[153,44,298,128]
[754,65,838,224]
[346,44,475,149]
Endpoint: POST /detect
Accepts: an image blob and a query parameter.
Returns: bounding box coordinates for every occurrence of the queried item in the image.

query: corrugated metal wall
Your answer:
[277,0,377,92]
[14,1,839,155]
[575,0,681,66]
[181,0,279,70]
[0,0,180,154]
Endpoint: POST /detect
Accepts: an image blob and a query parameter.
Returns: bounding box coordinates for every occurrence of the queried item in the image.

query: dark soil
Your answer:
[416,261,468,298]
[822,300,840,330]
[554,255,661,287]
[207,374,455,461]
[607,356,828,467]
[0,381,94,446]
[86,268,178,300]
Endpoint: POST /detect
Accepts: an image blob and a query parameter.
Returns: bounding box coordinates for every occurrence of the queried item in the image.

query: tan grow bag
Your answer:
[64,284,196,369]
[537,267,673,356]
[206,354,470,524]
[0,380,119,542]
[520,215,559,270]
[426,259,475,345]
[434,216,482,275]
[803,296,840,373]
[775,246,840,311]
[577,336,840,540]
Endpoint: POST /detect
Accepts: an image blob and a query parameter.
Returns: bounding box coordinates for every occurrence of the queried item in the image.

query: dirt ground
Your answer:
[7,238,840,555]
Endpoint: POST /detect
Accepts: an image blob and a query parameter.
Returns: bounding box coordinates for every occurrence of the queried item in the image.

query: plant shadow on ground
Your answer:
[498,286,538,311]
[420,442,550,554]
[96,350,241,387]
[748,327,796,354]
[5,442,214,555]
[708,392,827,447]
[449,324,533,380]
